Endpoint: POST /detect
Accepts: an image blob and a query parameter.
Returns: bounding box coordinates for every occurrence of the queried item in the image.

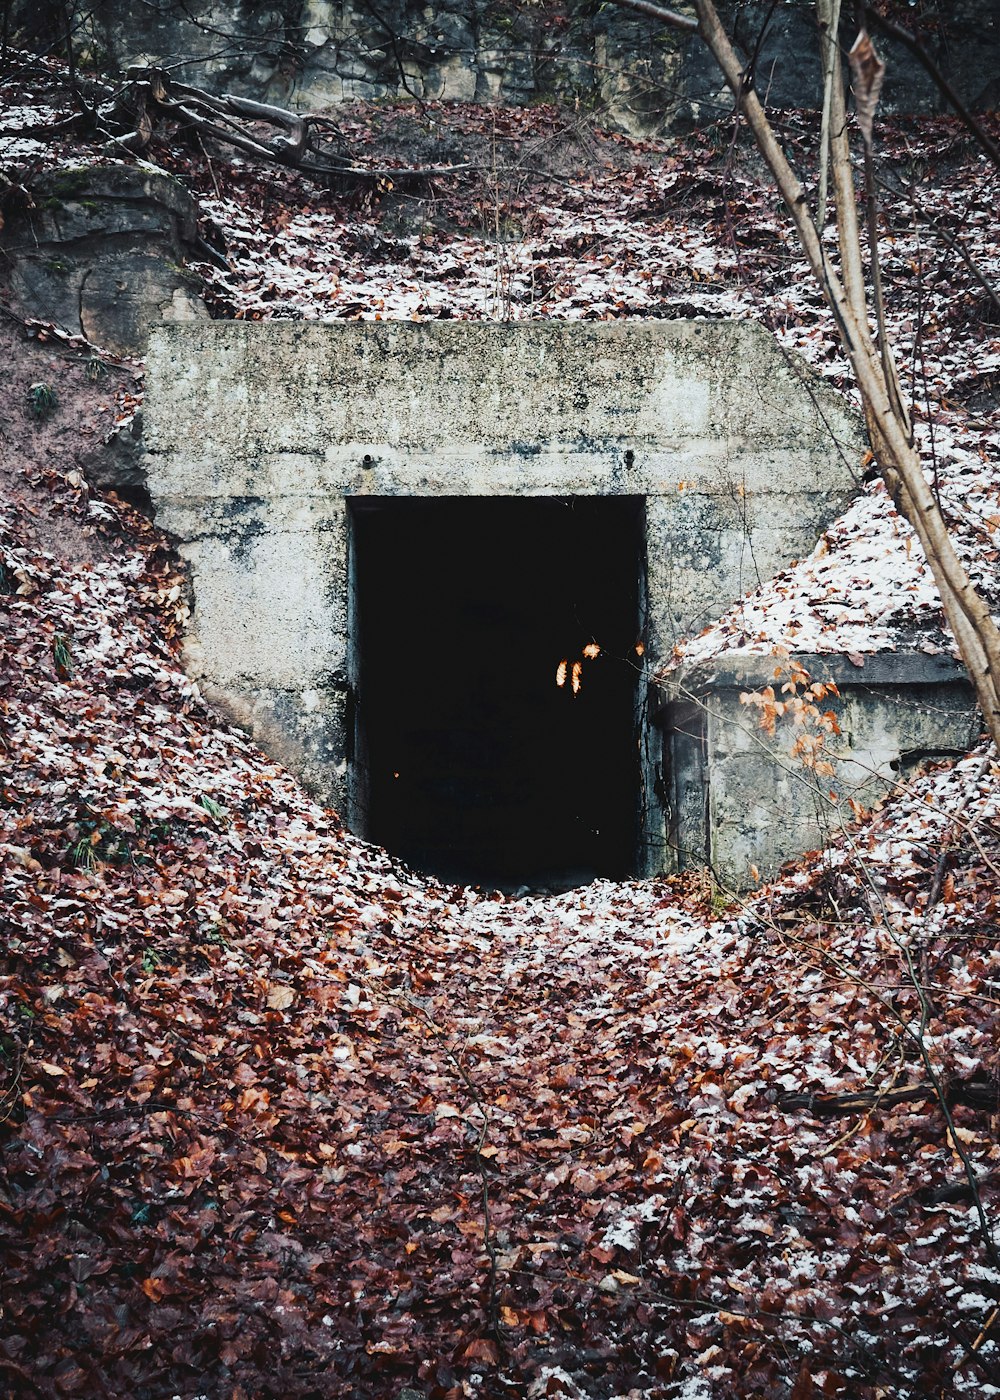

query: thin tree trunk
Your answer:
[825,16,866,329]
[611,0,1000,748]
[816,0,842,224]
[692,0,1000,744]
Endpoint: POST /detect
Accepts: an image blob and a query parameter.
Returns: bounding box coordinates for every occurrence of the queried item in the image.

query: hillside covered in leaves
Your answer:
[2,42,1000,1400]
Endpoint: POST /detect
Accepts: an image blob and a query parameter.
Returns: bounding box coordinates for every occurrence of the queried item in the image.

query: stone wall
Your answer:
[82,0,689,135]
[676,0,1000,124]
[144,318,862,874]
[1,165,208,356]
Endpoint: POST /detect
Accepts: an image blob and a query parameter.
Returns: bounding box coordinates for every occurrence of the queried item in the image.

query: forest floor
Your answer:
[1,59,1000,1400]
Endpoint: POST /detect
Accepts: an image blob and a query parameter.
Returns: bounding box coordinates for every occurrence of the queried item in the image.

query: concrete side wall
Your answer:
[663,653,980,887]
[144,321,862,827]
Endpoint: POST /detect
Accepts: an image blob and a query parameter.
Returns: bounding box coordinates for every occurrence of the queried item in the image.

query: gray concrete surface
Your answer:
[660,652,979,887]
[146,319,871,877]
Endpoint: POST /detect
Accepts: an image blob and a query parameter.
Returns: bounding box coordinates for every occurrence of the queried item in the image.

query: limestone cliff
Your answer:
[10,0,1000,134]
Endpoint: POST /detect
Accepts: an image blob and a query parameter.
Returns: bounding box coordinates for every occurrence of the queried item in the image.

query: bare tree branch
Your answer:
[117,67,478,183]
[816,0,842,221]
[600,0,698,33]
[611,0,1000,752]
[865,4,1000,173]
[826,13,867,328]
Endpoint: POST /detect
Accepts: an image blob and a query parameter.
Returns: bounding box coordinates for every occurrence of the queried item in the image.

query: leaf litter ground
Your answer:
[1,74,1000,1399]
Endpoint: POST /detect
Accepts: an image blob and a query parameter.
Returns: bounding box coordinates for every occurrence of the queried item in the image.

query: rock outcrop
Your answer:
[675,0,1000,123]
[1,163,208,356]
[42,0,1000,133]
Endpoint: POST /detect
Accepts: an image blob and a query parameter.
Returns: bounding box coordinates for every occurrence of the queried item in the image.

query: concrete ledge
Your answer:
[657,649,979,888]
[658,649,970,705]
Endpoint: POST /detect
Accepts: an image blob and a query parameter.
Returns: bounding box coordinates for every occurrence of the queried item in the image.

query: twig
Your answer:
[816,0,842,223]
[197,132,222,200]
[864,7,1000,173]
[602,0,697,32]
[972,1304,999,1353]
[0,1041,23,1125]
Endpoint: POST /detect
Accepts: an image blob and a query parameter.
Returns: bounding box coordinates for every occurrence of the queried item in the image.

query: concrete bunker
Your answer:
[144,321,978,887]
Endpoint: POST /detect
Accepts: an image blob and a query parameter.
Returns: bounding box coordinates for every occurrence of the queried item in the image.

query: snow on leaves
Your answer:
[2,511,997,1395]
[1,70,1000,1400]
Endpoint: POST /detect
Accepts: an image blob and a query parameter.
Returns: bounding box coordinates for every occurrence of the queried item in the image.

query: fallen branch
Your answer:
[122,67,477,185]
[779,1077,998,1115]
[0,302,139,367]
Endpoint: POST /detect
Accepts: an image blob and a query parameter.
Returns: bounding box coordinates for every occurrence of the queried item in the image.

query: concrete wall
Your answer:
[661,652,980,888]
[144,319,862,867]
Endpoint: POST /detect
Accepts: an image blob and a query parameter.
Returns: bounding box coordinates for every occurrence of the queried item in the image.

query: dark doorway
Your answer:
[351,496,642,889]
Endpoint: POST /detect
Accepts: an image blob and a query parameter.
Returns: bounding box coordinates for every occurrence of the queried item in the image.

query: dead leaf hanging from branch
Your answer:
[849,31,886,149]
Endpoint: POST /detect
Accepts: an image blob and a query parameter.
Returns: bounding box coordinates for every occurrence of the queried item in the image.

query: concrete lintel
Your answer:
[156,451,849,503]
[145,320,862,469]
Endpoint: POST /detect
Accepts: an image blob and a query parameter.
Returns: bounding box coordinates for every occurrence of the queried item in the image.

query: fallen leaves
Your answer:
[1,64,1000,1400]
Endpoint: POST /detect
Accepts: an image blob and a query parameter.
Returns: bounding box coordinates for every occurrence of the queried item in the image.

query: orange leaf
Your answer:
[460,1337,499,1364]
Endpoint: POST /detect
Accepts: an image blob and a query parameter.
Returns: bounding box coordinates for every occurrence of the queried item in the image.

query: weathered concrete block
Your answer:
[661,652,979,887]
[203,678,350,811]
[173,498,348,691]
[145,320,864,878]
[646,487,850,648]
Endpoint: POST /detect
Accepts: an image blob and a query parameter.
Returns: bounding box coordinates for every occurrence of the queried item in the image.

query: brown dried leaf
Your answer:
[7,846,43,872]
[849,31,886,147]
[266,983,295,1010]
[459,1337,499,1364]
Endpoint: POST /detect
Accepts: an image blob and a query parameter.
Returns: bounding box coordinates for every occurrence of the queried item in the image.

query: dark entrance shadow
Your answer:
[352,496,642,890]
